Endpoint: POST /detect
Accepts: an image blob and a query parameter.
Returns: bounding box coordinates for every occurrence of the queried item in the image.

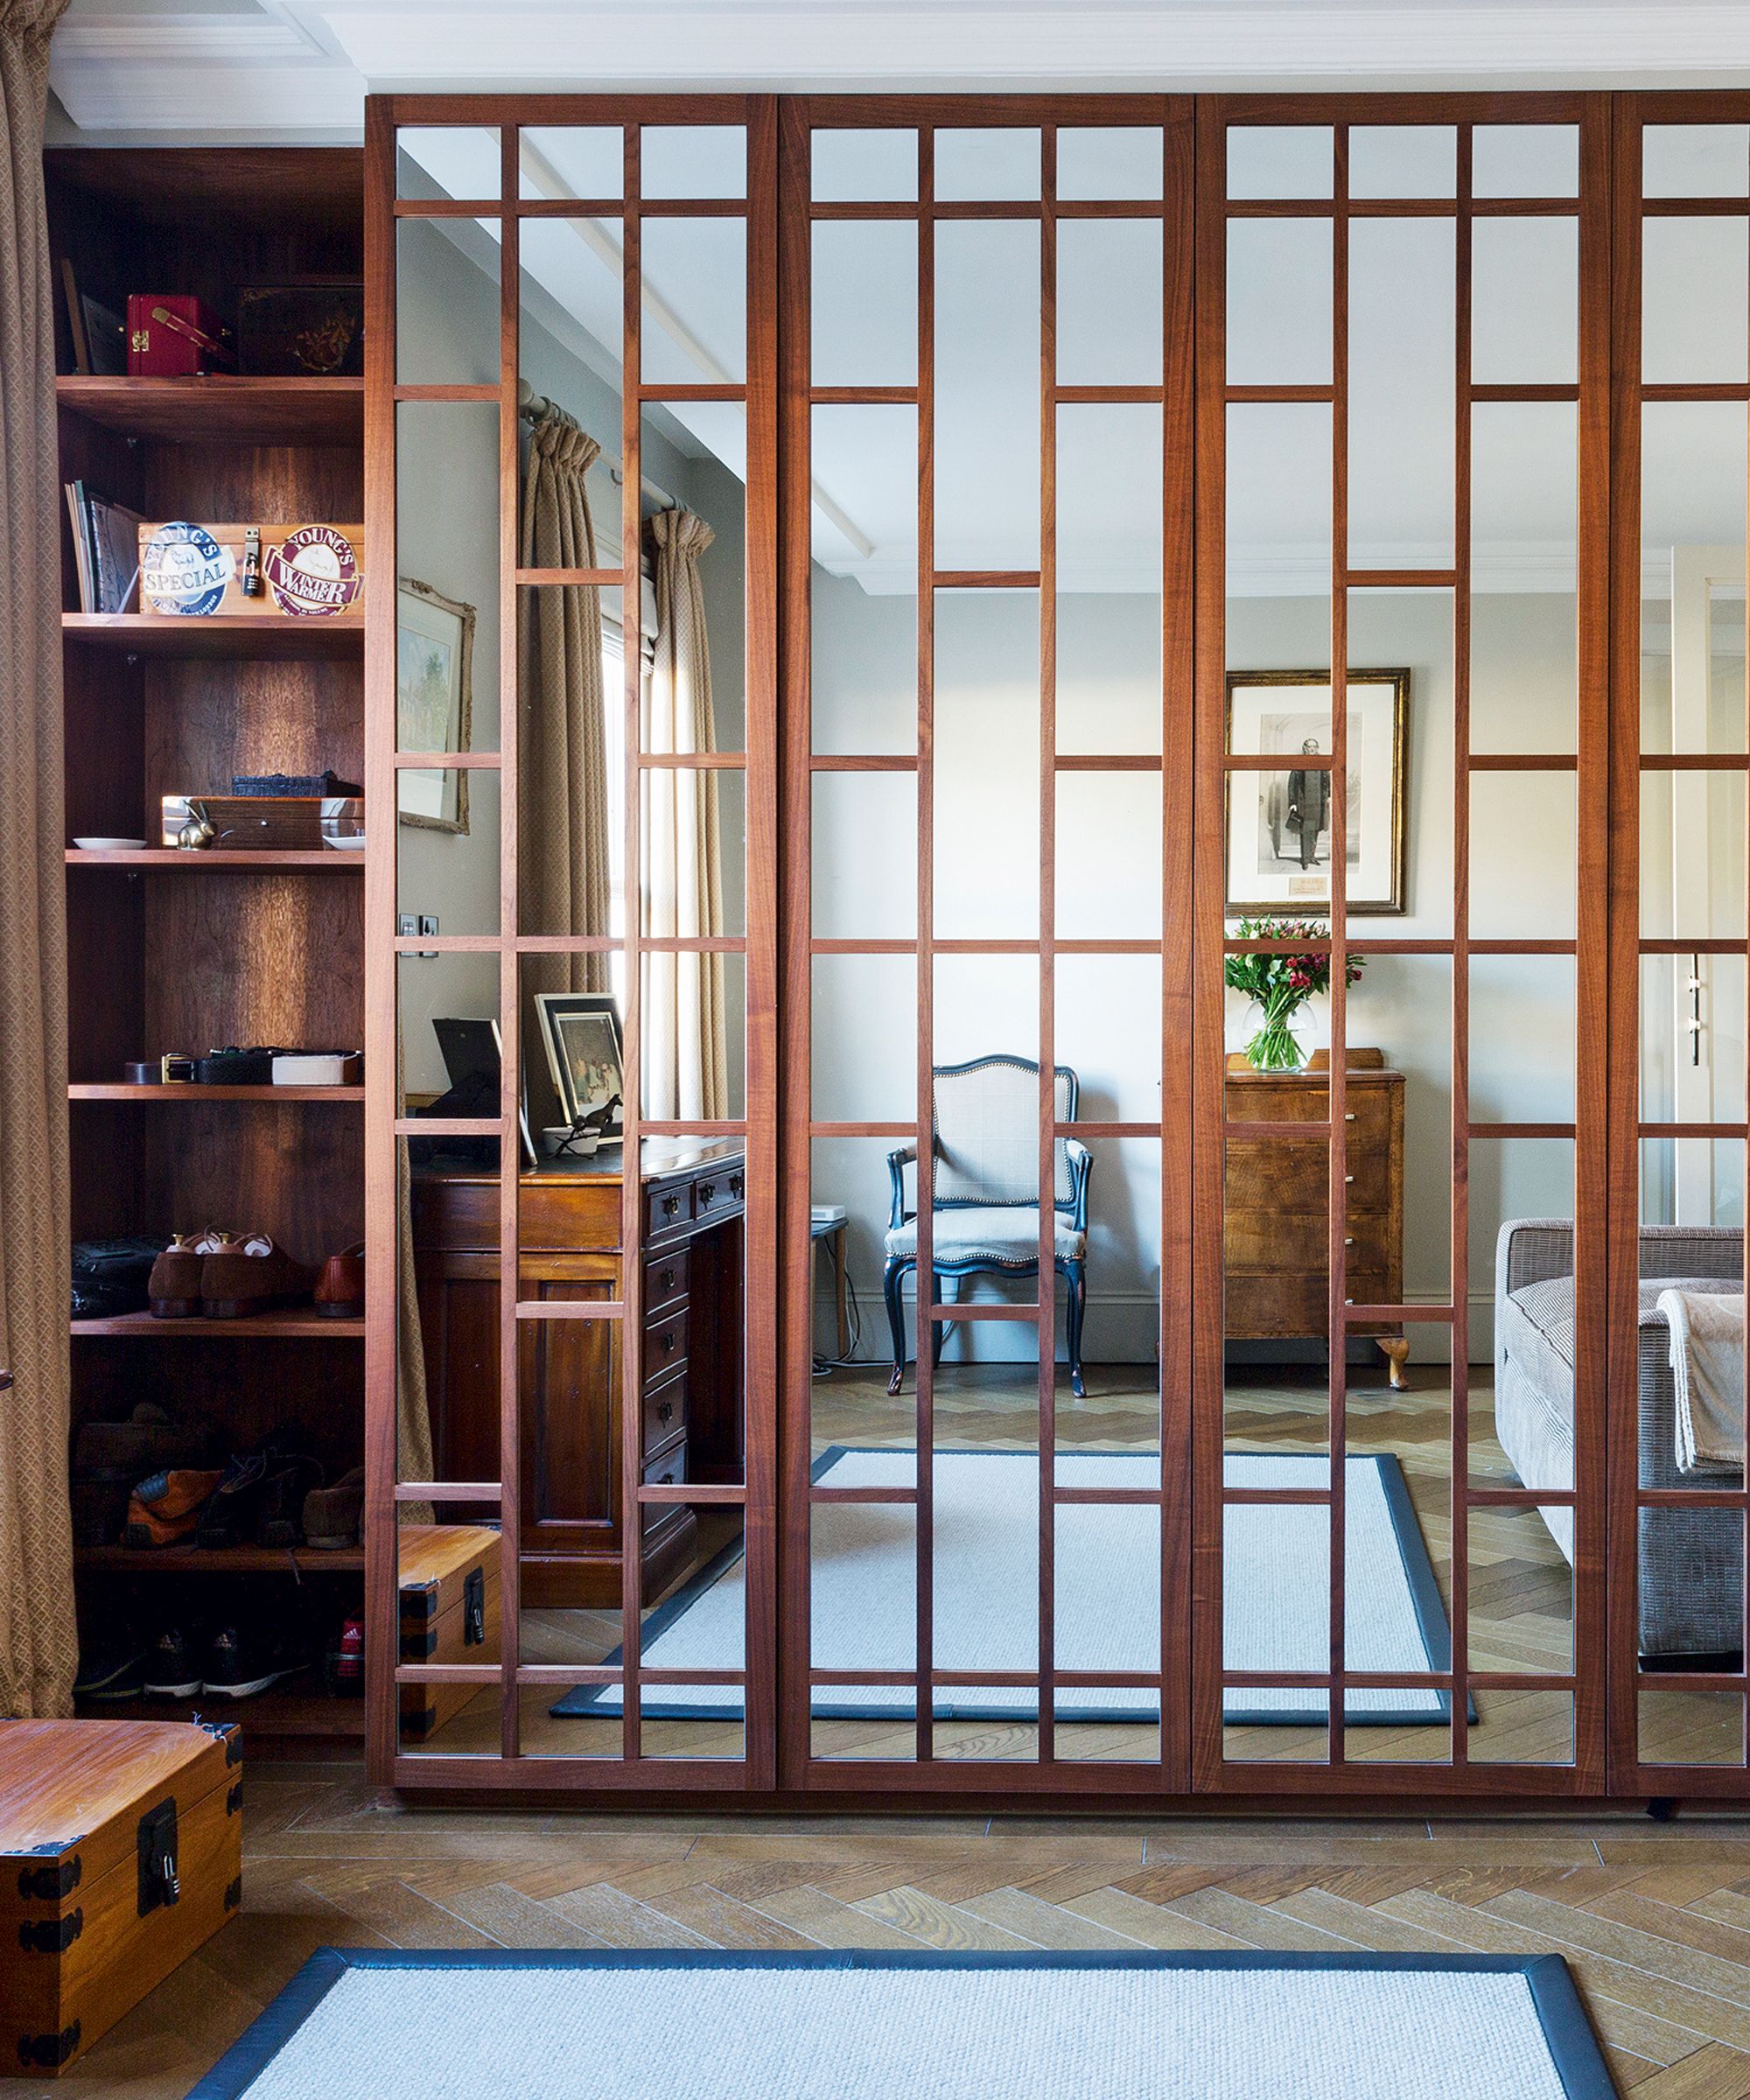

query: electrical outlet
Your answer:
[397,914,416,939]
[417,913,438,958]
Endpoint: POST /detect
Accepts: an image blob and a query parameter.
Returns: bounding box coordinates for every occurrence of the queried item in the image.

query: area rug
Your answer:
[187,1949,1611,2100]
[552,1448,1463,1727]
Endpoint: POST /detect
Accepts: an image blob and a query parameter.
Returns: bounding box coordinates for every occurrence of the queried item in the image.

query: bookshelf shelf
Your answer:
[57,374,364,445]
[62,612,364,660]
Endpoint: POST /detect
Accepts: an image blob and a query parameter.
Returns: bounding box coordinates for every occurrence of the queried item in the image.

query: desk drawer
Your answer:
[644,1247,690,1314]
[694,1166,744,1223]
[642,1306,689,1382]
[647,1181,692,1239]
[641,1439,687,1532]
[644,1368,687,1460]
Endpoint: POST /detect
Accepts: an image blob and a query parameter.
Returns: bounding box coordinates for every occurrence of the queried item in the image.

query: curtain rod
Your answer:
[516,378,682,515]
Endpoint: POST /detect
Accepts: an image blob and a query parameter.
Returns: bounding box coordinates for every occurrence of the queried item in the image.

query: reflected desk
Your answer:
[411,1139,746,1608]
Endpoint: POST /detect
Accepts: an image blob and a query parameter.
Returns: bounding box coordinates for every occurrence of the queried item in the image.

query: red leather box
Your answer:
[126,295,235,377]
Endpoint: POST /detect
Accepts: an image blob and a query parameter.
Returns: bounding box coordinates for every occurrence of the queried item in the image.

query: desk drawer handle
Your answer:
[662,1194,680,1217]
[1345,1112,1356,1122]
[1345,1174,1354,1184]
[656,1470,676,1486]
[657,1400,673,1424]
[698,1181,716,1205]
[729,1172,744,1198]
[659,1330,676,1354]
[659,1268,677,1294]
[1344,1236,1355,1246]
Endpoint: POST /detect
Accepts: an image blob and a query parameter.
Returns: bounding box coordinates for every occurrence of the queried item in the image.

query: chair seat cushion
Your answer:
[886,1208,1086,1269]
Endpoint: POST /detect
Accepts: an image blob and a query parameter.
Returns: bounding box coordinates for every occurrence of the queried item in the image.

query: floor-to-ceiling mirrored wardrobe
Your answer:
[367,91,1750,1803]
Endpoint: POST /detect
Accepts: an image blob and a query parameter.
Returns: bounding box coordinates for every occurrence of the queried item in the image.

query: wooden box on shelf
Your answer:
[0,1718,242,2077]
[398,1525,502,1743]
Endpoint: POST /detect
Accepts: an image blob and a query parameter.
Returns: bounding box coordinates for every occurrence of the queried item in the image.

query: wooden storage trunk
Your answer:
[0,1718,242,2076]
[399,1523,501,1742]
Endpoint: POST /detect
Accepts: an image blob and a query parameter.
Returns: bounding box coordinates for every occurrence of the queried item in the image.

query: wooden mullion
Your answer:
[1161,91,1197,1793]
[362,93,399,1788]
[915,121,936,1768]
[1327,116,1350,1773]
[1037,118,1058,1768]
[620,119,645,1768]
[496,116,523,1767]
[745,91,781,1795]
[1191,94,1229,1790]
[1451,118,1474,1771]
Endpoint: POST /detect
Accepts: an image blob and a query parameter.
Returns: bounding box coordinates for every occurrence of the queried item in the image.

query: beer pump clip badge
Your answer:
[263,524,362,618]
[141,522,234,616]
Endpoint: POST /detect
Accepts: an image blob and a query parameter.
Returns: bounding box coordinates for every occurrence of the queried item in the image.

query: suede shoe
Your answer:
[200,1234,317,1319]
[302,1465,364,1549]
[313,1243,365,1319]
[148,1230,234,1318]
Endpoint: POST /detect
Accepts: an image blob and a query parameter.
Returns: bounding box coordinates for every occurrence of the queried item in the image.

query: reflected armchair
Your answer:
[883,1055,1093,1399]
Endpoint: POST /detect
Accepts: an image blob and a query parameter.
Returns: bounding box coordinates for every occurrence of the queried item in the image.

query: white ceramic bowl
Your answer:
[73,837,148,852]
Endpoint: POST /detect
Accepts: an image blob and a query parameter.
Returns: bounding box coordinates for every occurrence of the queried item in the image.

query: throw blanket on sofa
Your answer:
[1657,1288,1746,1473]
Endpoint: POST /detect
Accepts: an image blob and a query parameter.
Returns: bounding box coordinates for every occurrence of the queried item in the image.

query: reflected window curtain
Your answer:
[518,410,610,997]
[643,510,727,1122]
[396,1026,434,1524]
[0,0,76,1717]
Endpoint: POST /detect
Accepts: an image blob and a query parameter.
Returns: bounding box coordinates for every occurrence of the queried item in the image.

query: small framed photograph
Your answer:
[534,993,626,1137]
[396,577,474,835]
[1225,668,1410,917]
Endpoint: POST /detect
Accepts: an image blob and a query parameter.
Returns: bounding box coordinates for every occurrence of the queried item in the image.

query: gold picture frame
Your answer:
[396,575,474,836]
[1224,667,1410,917]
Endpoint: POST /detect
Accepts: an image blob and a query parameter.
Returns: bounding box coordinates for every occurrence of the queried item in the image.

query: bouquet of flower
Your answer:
[1224,917,1367,1071]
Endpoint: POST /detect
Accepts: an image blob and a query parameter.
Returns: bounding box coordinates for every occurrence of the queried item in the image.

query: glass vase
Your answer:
[1244,992,1310,1072]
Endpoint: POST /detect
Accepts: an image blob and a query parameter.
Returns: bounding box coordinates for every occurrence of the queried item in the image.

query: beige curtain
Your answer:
[644,510,727,1121]
[0,0,77,1718]
[518,410,610,998]
[396,1027,434,1525]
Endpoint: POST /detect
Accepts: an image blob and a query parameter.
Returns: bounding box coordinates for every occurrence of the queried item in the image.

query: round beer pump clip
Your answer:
[141,522,234,616]
[262,525,361,618]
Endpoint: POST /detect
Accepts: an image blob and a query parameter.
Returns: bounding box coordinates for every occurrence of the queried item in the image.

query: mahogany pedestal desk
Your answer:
[411,1140,745,1609]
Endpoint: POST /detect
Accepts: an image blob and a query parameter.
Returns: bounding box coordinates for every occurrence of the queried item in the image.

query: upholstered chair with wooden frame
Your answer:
[884,1055,1094,1398]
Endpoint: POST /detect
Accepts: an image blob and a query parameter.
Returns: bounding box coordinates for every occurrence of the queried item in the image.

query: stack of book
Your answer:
[65,482,144,614]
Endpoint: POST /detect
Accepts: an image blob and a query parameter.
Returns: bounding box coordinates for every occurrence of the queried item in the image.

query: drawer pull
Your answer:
[660,1268,676,1293]
[1344,1236,1355,1246]
[698,1181,716,1204]
[1345,1174,1354,1184]
[662,1194,680,1218]
[1345,1112,1356,1122]
[657,1400,673,1424]
[659,1330,676,1354]
[657,1470,676,1486]
[729,1172,744,1198]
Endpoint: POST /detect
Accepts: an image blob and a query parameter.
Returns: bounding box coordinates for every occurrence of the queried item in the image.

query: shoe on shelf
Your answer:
[204,1620,312,1699]
[200,1234,317,1319]
[142,1621,211,1698]
[148,1230,235,1319]
[256,1453,326,1548]
[313,1244,365,1319]
[302,1465,364,1550]
[325,1614,364,1697]
[74,1634,155,1701]
[196,1445,282,1549]
[123,1466,222,1548]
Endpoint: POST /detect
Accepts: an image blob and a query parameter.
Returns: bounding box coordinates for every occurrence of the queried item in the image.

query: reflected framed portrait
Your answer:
[533,992,625,1137]
[1225,668,1409,916]
[396,576,474,836]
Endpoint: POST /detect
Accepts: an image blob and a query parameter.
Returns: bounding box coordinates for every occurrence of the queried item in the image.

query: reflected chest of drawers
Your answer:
[411,1142,746,1609]
[1222,1047,1408,1385]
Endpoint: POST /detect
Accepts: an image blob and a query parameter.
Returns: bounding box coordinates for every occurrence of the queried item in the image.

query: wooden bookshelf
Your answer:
[52,144,368,1702]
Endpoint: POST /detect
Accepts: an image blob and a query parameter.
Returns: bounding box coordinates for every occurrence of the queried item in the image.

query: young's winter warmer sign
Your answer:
[262,524,362,617]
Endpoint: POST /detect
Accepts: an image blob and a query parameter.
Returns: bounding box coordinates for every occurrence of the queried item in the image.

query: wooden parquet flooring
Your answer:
[46,1764,1750,2100]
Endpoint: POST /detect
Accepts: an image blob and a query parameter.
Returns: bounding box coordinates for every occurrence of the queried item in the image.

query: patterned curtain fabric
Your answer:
[395,1026,434,1524]
[0,0,76,1718]
[518,410,610,997]
[643,510,727,1122]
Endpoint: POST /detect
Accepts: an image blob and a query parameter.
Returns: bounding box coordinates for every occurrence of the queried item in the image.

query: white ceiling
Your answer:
[46,0,1750,140]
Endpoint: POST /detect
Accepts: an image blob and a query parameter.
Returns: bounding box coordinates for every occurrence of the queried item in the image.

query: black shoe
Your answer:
[197,1446,282,1549]
[74,1635,154,1701]
[204,1621,311,1699]
[256,1455,326,1548]
[142,1622,209,1698]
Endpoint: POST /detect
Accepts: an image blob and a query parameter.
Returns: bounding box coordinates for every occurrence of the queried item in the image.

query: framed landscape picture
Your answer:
[396,577,474,835]
[1225,668,1410,916]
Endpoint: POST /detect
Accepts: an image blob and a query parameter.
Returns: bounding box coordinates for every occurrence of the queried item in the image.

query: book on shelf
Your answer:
[63,482,144,613]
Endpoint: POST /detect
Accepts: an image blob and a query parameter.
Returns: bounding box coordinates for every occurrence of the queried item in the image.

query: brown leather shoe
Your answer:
[149,1230,234,1318]
[313,1243,364,1319]
[200,1234,317,1319]
[303,1464,365,1548]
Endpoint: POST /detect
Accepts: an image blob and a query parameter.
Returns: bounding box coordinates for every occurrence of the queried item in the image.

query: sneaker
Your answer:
[302,1465,364,1550]
[148,1230,234,1319]
[325,1614,364,1698]
[204,1621,311,1699]
[200,1235,317,1320]
[124,1466,222,1548]
[74,1634,154,1700]
[143,1622,210,1698]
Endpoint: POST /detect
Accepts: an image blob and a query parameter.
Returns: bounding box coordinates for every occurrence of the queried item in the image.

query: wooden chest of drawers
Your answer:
[1224,1047,1408,1381]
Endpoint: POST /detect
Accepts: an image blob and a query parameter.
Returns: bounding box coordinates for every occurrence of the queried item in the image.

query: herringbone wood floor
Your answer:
[44,1762,1750,2100]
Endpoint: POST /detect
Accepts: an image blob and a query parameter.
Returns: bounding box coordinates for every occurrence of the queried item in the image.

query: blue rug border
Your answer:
[552,1446,1478,1729]
[185,1947,1613,2100]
